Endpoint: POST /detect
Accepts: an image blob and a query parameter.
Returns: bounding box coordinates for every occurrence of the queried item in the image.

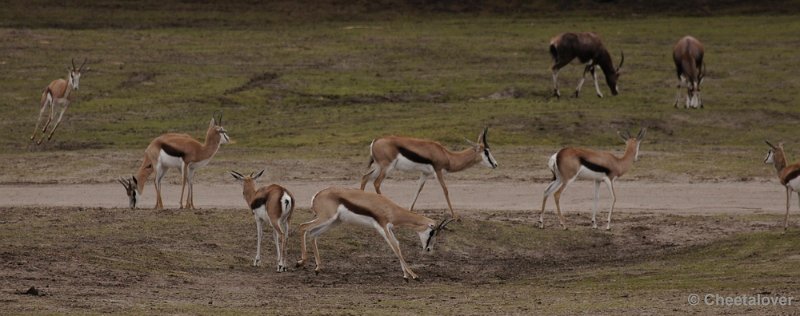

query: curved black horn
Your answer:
[218,112,223,126]
[481,127,489,148]
[79,58,87,71]
[616,51,624,72]
[765,140,777,149]
[71,58,76,70]
[636,128,646,140]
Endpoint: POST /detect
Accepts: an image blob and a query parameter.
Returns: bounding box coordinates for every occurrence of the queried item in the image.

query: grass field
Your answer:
[1,4,799,182]
[1,1,800,314]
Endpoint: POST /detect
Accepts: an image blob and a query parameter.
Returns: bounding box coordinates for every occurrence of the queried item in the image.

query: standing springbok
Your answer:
[230,170,295,271]
[359,127,498,220]
[119,115,230,209]
[30,58,89,144]
[549,32,624,98]
[673,36,705,109]
[764,140,800,230]
[539,128,646,230]
[296,187,453,281]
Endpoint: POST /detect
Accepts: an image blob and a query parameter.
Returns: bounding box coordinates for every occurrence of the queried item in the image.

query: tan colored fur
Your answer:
[540,129,645,230]
[765,141,800,230]
[31,59,87,144]
[126,118,228,209]
[297,187,440,280]
[359,128,496,219]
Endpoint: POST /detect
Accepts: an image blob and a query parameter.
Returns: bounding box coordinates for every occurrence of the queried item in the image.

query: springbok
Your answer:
[230,170,295,271]
[673,36,705,109]
[119,115,230,209]
[359,127,498,220]
[296,187,453,281]
[764,140,800,230]
[549,32,624,98]
[30,58,89,144]
[539,128,646,230]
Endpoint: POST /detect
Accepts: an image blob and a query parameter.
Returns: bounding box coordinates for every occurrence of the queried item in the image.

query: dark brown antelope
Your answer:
[549,32,624,98]
[673,36,705,109]
[31,58,89,144]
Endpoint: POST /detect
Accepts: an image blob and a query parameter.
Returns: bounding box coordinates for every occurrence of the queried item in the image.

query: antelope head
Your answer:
[418,217,455,252]
[617,127,646,162]
[67,58,88,90]
[118,176,139,209]
[208,112,231,145]
[608,51,624,96]
[470,127,498,169]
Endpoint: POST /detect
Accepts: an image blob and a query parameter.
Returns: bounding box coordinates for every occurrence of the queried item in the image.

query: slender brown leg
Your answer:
[31,98,49,141]
[179,164,188,209]
[296,216,327,267]
[45,104,69,142]
[373,169,387,194]
[604,178,617,230]
[785,187,791,230]
[434,169,458,220]
[553,183,568,230]
[360,168,375,191]
[381,226,417,280]
[312,238,321,274]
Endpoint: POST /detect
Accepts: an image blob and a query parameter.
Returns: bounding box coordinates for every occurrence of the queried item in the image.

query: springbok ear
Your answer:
[130,175,137,186]
[229,171,244,181]
[209,118,216,128]
[252,169,265,180]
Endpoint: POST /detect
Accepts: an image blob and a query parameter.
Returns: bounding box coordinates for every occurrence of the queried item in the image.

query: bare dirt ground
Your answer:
[0,179,785,215]
[1,179,798,314]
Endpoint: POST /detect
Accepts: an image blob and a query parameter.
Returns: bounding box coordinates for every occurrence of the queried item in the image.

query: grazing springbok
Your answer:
[230,170,295,271]
[764,140,800,230]
[359,127,498,220]
[296,187,453,281]
[549,32,624,98]
[119,115,230,209]
[673,36,705,109]
[540,128,646,230]
[31,58,89,144]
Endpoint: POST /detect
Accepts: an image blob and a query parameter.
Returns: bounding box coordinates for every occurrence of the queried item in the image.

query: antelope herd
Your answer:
[25,31,795,280]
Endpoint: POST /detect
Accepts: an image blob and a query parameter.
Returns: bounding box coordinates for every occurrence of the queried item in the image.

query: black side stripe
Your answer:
[579,157,610,175]
[340,198,381,222]
[398,147,432,165]
[161,143,185,158]
[783,169,800,185]
[250,197,267,210]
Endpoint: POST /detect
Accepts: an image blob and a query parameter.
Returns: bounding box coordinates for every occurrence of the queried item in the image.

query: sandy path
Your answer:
[0,180,783,215]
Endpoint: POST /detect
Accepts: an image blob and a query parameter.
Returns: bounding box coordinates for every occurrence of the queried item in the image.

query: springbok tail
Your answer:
[281,191,294,219]
[543,153,562,196]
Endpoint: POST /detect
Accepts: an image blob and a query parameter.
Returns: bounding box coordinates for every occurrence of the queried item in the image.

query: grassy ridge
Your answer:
[0,10,799,180]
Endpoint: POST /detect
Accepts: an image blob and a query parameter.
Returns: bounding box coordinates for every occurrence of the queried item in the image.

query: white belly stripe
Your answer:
[158,149,183,169]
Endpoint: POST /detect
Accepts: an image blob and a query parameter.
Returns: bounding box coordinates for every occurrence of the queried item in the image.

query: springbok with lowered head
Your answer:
[119,115,230,209]
[540,128,646,230]
[359,127,498,220]
[764,140,800,230]
[230,170,295,271]
[296,187,453,281]
[549,32,624,98]
[31,58,89,144]
[673,36,705,109]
